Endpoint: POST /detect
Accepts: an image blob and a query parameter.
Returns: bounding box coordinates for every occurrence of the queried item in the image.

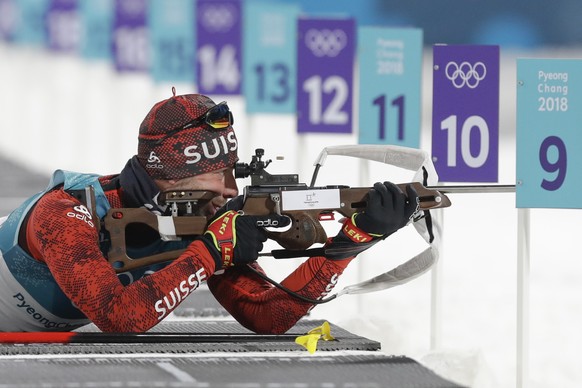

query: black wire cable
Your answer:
[245,264,338,304]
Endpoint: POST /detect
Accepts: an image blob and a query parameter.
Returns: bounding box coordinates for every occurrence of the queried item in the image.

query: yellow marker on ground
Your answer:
[295,321,336,354]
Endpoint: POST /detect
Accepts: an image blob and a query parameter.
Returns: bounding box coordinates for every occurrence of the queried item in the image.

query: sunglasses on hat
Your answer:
[143,102,234,145]
[182,102,234,130]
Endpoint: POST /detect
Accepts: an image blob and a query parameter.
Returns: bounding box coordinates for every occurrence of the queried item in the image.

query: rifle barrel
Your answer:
[429,184,516,194]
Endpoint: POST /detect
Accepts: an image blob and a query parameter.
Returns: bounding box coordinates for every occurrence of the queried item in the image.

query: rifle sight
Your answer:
[235,148,302,187]
[234,148,271,179]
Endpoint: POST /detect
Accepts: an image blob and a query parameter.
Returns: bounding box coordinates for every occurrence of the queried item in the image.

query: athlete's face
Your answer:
[155,166,238,217]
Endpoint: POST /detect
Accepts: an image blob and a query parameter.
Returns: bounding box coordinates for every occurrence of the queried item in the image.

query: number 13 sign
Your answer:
[516,59,582,208]
[432,45,500,182]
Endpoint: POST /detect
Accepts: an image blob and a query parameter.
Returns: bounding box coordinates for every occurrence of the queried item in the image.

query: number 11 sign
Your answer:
[358,27,422,147]
[516,59,582,208]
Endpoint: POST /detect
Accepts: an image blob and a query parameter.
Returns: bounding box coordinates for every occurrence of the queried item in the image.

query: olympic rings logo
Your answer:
[199,4,237,33]
[445,61,487,89]
[304,28,347,57]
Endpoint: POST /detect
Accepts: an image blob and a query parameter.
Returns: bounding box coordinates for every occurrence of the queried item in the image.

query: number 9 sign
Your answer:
[516,59,582,208]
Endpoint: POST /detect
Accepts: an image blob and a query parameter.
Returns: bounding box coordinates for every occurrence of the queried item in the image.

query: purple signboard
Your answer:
[432,45,499,182]
[112,0,148,72]
[196,0,242,95]
[46,0,79,53]
[0,0,17,41]
[297,18,355,134]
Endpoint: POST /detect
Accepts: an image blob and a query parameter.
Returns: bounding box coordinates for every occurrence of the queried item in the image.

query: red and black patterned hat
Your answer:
[137,90,238,180]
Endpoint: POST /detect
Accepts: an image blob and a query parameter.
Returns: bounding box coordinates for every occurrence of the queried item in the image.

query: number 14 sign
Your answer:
[516,59,582,208]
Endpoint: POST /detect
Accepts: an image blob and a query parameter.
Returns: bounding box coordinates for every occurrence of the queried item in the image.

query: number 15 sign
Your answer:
[516,59,582,208]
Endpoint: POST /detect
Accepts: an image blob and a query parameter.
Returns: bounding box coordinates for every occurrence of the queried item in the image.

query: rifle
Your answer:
[104,148,452,273]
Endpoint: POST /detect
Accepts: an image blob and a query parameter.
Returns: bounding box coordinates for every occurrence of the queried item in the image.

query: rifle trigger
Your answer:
[319,212,335,221]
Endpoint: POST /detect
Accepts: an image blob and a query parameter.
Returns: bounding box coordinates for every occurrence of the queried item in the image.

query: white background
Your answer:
[1,43,582,388]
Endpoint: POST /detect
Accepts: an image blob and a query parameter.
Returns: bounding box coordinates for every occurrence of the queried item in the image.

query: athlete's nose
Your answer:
[223,169,238,199]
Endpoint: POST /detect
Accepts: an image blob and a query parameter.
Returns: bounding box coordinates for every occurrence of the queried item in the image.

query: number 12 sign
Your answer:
[516,59,582,208]
[432,45,499,182]
[297,18,355,134]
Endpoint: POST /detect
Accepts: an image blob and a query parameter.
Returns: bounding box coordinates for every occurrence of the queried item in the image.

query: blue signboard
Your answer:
[243,1,300,113]
[516,59,582,209]
[358,27,422,147]
[79,0,112,60]
[12,0,50,46]
[46,0,80,53]
[432,45,500,182]
[297,18,355,134]
[112,0,148,72]
[149,0,195,83]
[196,0,242,95]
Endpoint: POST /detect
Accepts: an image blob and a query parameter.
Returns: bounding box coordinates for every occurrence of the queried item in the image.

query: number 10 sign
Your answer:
[516,59,582,208]
[432,45,500,182]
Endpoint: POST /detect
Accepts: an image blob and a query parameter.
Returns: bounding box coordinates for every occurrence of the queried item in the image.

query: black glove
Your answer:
[324,182,419,260]
[353,181,419,237]
[199,206,290,270]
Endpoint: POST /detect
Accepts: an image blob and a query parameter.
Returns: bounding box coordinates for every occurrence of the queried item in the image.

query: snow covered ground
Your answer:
[2,43,582,388]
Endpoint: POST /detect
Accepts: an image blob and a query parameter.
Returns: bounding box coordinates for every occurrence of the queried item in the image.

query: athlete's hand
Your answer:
[323,182,419,261]
[199,210,290,270]
[222,195,245,212]
[353,181,419,237]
